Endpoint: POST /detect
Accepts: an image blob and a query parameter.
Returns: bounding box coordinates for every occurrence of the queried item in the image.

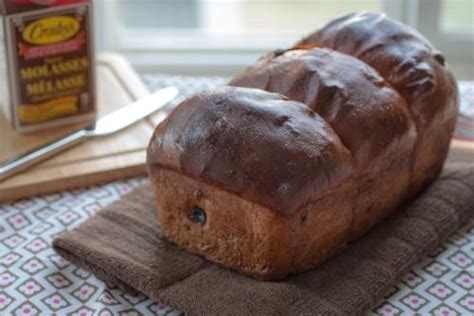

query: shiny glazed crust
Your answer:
[295,12,459,194]
[147,88,355,216]
[147,13,459,280]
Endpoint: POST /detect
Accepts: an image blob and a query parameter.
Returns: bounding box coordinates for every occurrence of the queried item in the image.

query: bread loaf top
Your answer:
[147,87,354,215]
[230,47,417,168]
[147,12,459,217]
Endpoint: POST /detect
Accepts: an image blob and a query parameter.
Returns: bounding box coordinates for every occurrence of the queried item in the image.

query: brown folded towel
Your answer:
[53,164,474,316]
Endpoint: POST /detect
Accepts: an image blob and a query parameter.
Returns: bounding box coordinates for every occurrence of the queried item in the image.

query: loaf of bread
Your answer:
[147,13,458,280]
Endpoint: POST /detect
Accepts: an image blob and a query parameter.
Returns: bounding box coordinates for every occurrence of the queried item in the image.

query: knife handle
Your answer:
[0,129,88,181]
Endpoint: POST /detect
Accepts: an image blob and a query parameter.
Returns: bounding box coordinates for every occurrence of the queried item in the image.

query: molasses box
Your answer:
[0,0,95,132]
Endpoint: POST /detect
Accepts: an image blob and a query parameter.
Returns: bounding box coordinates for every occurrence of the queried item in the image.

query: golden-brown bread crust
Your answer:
[146,12,459,280]
[295,12,459,193]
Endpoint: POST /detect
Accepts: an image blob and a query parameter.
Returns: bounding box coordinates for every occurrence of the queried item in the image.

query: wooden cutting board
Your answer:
[0,53,168,203]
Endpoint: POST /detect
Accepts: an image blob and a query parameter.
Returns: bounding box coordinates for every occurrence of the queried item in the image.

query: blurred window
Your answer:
[95,0,473,79]
[441,0,473,33]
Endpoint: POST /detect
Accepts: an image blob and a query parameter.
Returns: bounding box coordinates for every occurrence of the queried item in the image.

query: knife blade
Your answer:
[0,87,179,181]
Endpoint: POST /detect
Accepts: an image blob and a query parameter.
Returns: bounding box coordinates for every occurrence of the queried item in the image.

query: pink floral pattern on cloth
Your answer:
[0,76,473,315]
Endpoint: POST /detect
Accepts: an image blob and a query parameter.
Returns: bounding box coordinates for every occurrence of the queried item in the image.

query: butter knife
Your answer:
[0,87,178,181]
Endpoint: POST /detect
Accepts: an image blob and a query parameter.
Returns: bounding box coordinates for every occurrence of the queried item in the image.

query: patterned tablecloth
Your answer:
[0,76,473,316]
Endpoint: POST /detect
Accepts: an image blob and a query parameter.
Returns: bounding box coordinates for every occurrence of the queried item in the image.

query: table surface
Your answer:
[0,76,473,316]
